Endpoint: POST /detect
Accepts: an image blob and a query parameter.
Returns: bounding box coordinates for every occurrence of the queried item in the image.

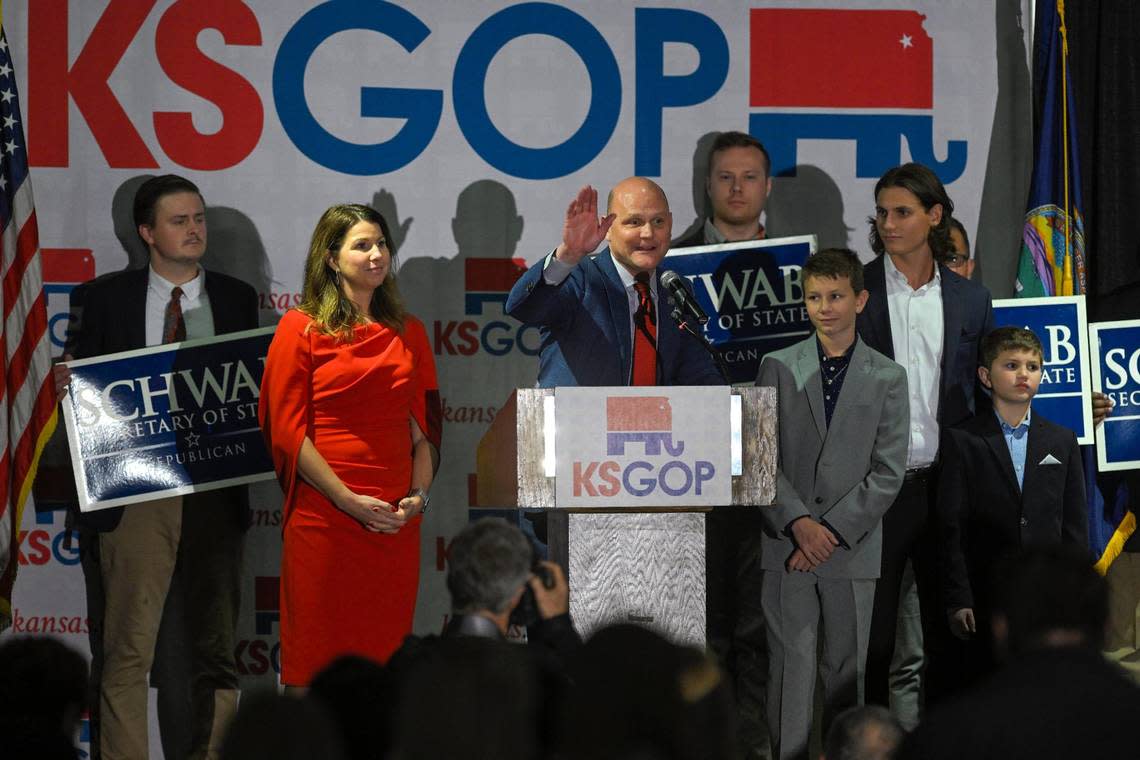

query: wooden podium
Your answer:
[476,387,777,645]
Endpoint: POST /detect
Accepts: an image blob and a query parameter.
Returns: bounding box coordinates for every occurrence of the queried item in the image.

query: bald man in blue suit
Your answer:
[506,178,722,387]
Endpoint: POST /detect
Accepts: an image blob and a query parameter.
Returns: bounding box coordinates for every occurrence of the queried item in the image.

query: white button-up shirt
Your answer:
[884,255,944,468]
[145,267,215,346]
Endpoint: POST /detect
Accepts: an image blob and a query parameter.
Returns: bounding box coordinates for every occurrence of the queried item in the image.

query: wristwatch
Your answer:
[408,487,430,515]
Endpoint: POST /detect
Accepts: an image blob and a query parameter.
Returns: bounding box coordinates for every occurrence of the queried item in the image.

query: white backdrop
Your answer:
[2,1,1028,756]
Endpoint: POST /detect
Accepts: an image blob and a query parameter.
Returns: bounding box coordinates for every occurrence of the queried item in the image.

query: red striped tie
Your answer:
[163,286,186,344]
[631,274,657,386]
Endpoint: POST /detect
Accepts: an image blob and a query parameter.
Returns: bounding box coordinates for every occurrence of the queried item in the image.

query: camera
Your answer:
[509,557,556,628]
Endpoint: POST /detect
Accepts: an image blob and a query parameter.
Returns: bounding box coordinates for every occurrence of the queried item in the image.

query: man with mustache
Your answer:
[59,175,258,759]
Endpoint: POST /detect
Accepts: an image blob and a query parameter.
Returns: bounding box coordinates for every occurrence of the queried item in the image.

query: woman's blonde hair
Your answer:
[298,204,405,341]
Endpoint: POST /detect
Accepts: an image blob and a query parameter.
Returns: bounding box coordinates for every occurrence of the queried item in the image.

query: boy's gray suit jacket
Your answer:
[756,335,909,579]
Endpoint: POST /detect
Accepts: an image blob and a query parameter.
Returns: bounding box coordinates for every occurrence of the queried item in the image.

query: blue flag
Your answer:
[1016,0,1086,298]
[1015,2,1131,571]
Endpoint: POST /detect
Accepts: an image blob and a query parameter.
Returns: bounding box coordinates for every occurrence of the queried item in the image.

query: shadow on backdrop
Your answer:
[673,131,720,246]
[767,165,851,251]
[203,206,276,326]
[111,175,153,269]
[395,179,525,317]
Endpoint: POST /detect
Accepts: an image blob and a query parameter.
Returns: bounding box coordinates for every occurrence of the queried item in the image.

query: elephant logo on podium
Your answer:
[605,396,685,457]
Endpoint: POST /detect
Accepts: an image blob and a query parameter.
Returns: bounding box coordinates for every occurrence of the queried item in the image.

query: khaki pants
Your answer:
[98,496,243,760]
[1105,552,1140,684]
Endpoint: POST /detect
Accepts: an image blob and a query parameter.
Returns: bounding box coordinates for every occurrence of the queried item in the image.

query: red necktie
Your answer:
[631,274,657,386]
[163,286,186,344]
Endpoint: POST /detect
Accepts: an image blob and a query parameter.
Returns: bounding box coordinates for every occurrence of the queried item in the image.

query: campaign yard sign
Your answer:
[62,328,277,511]
[665,236,815,384]
[1090,320,1140,471]
[554,386,731,508]
[992,296,1092,444]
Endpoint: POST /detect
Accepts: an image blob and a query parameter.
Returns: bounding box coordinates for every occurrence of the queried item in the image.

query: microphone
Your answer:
[660,270,709,326]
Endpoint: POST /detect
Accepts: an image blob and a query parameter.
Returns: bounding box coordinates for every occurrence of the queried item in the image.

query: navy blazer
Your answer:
[856,256,994,430]
[68,266,259,531]
[937,410,1088,613]
[505,250,723,387]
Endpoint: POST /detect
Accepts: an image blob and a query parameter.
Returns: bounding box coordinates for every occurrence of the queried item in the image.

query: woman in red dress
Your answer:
[259,204,441,687]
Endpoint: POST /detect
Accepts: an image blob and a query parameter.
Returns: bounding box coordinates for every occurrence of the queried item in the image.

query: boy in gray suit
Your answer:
[756,248,909,760]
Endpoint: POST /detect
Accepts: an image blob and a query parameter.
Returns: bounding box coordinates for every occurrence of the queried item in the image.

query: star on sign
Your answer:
[900,34,914,49]
[185,432,201,448]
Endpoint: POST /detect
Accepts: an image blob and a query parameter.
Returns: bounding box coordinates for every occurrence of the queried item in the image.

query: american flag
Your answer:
[0,23,58,630]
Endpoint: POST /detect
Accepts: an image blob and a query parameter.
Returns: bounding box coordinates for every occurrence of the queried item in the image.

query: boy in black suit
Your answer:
[937,326,1088,688]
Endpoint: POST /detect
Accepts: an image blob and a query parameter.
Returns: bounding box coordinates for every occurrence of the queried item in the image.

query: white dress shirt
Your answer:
[145,266,215,346]
[884,255,944,468]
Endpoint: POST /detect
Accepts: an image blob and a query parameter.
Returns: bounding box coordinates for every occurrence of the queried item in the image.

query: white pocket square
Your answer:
[1039,453,1062,465]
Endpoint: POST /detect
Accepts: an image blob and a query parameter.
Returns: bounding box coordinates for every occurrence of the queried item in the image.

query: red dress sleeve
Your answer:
[405,315,442,452]
[259,310,313,514]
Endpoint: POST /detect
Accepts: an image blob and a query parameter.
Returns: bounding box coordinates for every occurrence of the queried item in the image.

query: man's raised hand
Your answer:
[554,185,615,266]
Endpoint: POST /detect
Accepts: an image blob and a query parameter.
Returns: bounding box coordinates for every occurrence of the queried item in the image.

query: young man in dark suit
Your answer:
[937,326,1087,687]
[58,175,258,759]
[671,131,775,758]
[757,248,908,760]
[855,163,994,709]
[674,131,772,249]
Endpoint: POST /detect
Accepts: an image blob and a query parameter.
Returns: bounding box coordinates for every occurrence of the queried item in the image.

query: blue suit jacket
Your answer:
[856,256,994,429]
[506,250,723,387]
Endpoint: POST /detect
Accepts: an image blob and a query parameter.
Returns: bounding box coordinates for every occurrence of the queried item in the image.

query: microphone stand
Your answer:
[669,304,730,384]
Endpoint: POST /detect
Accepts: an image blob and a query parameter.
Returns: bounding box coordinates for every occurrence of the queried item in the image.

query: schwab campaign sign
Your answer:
[554,387,731,508]
[992,296,1092,444]
[62,328,276,511]
[666,236,815,384]
[1090,320,1140,472]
